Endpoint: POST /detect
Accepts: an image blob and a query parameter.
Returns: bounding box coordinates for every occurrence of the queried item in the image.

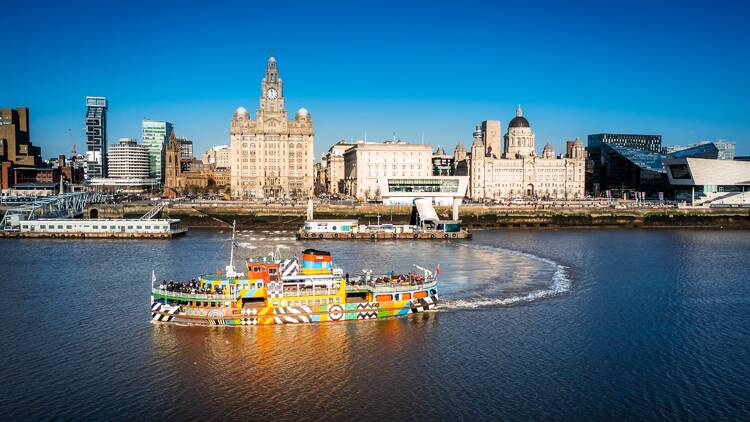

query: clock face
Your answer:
[266,88,278,100]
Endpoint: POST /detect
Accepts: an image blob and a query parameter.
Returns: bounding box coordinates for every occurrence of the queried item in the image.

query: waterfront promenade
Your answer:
[59,200,750,230]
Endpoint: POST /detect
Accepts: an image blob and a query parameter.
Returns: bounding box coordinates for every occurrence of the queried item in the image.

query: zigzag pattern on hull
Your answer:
[409,294,439,313]
[151,301,183,322]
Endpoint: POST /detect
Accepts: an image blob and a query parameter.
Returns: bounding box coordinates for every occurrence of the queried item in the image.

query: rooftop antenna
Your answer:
[68,129,75,155]
[392,131,396,142]
[364,130,367,142]
[421,132,425,144]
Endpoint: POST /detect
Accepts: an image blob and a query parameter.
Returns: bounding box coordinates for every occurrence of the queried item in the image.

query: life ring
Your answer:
[451,233,457,238]
[370,233,376,239]
[328,304,344,321]
[443,234,449,239]
[413,233,419,239]
[349,233,355,238]
[392,233,397,239]
[430,234,435,239]
[334,233,339,239]
[318,234,323,239]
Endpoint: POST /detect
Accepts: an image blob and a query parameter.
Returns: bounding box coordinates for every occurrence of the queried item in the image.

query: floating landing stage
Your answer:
[1,218,187,239]
[297,229,471,240]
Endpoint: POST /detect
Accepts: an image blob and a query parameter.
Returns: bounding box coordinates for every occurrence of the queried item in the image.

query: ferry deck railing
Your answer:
[346,279,437,293]
[151,289,238,301]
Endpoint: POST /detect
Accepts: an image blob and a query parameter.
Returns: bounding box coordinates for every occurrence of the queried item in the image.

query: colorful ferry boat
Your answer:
[150,226,439,326]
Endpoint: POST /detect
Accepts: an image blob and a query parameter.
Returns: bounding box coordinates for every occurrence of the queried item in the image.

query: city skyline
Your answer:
[2,0,749,159]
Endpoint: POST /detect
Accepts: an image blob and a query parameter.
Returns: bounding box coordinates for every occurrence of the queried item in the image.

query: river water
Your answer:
[1,229,749,420]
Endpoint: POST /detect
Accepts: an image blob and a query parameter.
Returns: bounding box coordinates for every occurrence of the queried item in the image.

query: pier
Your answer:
[1,218,186,238]
[1,196,187,239]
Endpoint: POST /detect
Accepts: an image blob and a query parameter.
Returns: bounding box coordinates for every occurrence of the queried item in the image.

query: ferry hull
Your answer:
[151,294,438,326]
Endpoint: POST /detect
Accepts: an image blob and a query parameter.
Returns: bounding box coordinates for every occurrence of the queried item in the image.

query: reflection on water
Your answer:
[3,229,750,419]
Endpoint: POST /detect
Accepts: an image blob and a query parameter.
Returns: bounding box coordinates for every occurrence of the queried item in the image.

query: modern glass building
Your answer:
[586,133,662,195]
[663,140,736,160]
[141,119,173,182]
[84,97,108,180]
[593,141,733,196]
[588,133,662,153]
[379,176,468,205]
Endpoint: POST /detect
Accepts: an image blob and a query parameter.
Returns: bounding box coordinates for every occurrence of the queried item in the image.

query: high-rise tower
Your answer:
[84,96,108,180]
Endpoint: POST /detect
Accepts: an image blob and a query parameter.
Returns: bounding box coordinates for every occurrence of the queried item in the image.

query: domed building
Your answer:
[504,105,535,158]
[455,106,586,200]
[229,55,315,199]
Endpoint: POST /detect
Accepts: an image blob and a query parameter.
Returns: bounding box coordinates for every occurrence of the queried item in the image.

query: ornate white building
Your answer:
[230,56,314,199]
[456,106,586,200]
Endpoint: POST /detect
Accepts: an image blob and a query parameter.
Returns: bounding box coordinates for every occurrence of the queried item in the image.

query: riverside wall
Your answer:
[71,203,750,230]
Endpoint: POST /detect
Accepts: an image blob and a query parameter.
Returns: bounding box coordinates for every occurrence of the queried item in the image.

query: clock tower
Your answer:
[230,54,315,199]
[258,56,287,128]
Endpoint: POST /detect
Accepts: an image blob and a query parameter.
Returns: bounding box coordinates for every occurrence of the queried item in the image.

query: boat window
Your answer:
[57,225,63,229]
[128,226,133,229]
[136,225,142,229]
[92,225,97,229]
[328,298,334,304]
[268,268,277,274]
[145,226,151,230]
[253,267,261,272]
[66,225,72,229]
[40,225,46,229]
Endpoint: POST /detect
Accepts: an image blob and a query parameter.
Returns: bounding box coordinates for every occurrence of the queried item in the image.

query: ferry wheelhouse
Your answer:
[150,227,438,326]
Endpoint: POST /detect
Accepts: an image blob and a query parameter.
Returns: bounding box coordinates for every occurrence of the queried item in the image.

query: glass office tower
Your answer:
[142,119,174,182]
[85,97,108,180]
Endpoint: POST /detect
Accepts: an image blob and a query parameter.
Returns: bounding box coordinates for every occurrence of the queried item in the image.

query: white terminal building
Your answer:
[343,140,433,200]
[379,176,469,206]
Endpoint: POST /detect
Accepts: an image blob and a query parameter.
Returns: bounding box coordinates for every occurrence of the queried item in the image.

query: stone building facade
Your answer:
[165,132,208,193]
[230,56,314,199]
[324,140,354,195]
[456,106,586,200]
[202,145,231,169]
[343,141,433,200]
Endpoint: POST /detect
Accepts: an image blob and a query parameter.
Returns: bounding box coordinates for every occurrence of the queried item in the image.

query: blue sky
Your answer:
[2,0,749,158]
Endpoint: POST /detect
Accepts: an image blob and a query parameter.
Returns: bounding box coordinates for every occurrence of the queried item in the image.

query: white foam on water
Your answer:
[441,243,571,310]
[236,242,257,249]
